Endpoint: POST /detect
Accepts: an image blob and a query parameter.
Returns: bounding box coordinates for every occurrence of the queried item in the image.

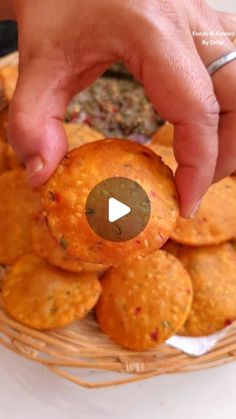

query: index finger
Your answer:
[124,29,219,217]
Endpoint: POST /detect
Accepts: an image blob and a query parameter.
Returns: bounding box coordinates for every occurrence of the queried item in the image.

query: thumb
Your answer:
[8,58,71,187]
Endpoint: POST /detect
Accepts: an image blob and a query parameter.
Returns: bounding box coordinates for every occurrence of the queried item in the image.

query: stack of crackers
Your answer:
[0,65,107,331]
[151,124,236,337]
[0,63,235,353]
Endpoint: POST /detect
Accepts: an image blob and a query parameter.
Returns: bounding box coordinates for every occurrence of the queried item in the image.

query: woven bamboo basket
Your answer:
[1,50,236,388]
[0,283,236,389]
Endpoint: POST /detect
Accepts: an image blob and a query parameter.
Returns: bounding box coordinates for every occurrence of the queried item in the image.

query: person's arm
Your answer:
[1,0,236,217]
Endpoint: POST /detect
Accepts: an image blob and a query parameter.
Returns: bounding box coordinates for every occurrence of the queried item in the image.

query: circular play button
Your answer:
[85,177,151,242]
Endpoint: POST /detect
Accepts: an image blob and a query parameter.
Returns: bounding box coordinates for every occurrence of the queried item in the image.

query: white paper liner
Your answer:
[166,325,233,356]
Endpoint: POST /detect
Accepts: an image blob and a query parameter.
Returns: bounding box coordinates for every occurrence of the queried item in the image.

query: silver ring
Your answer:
[207,50,236,75]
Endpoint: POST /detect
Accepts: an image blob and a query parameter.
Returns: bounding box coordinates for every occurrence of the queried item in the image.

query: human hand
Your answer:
[2,0,236,217]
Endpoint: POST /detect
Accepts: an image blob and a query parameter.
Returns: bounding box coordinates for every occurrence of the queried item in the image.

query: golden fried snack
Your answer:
[0,109,9,173]
[149,143,177,173]
[5,144,23,169]
[178,243,236,336]
[0,110,22,168]
[43,139,179,265]
[0,66,18,102]
[0,76,7,112]
[0,140,7,174]
[162,240,183,257]
[151,123,174,147]
[0,108,8,143]
[3,254,101,330]
[64,123,103,150]
[96,250,192,350]
[32,216,107,273]
[0,170,41,264]
[171,177,236,246]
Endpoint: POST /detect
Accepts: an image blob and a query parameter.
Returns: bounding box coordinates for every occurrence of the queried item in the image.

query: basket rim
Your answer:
[0,302,236,388]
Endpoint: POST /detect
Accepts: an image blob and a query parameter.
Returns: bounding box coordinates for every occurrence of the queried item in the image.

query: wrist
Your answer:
[0,0,16,20]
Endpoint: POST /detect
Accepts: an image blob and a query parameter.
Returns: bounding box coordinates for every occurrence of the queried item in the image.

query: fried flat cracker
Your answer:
[0,66,18,102]
[5,144,22,169]
[162,240,183,257]
[32,216,107,273]
[0,76,7,111]
[171,177,236,245]
[3,254,101,330]
[1,121,101,170]
[149,143,177,173]
[0,108,8,143]
[0,170,41,264]
[0,108,22,168]
[0,108,9,173]
[64,123,103,150]
[178,243,236,336]
[43,139,179,265]
[96,250,192,350]
[151,123,174,147]
[0,140,7,174]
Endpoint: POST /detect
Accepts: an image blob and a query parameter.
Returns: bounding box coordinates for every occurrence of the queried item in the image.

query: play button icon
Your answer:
[108,198,131,223]
[85,177,151,242]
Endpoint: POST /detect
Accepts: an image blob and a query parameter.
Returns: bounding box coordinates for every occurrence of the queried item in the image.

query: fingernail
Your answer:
[26,156,44,178]
[189,200,201,219]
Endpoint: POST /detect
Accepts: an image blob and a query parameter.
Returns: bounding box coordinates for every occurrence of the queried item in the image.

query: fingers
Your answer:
[8,11,114,187]
[8,58,72,186]
[218,12,236,37]
[124,29,219,218]
[191,9,236,182]
[8,52,113,187]
[212,67,236,181]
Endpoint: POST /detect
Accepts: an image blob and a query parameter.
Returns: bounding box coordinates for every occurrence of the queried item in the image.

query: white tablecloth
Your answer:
[207,0,236,12]
[0,344,236,419]
[1,1,236,418]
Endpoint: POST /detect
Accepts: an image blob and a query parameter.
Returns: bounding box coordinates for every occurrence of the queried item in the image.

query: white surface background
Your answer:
[207,0,236,12]
[1,1,236,418]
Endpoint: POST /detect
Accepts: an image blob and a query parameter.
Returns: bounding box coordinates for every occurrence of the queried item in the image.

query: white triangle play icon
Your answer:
[108,197,131,223]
